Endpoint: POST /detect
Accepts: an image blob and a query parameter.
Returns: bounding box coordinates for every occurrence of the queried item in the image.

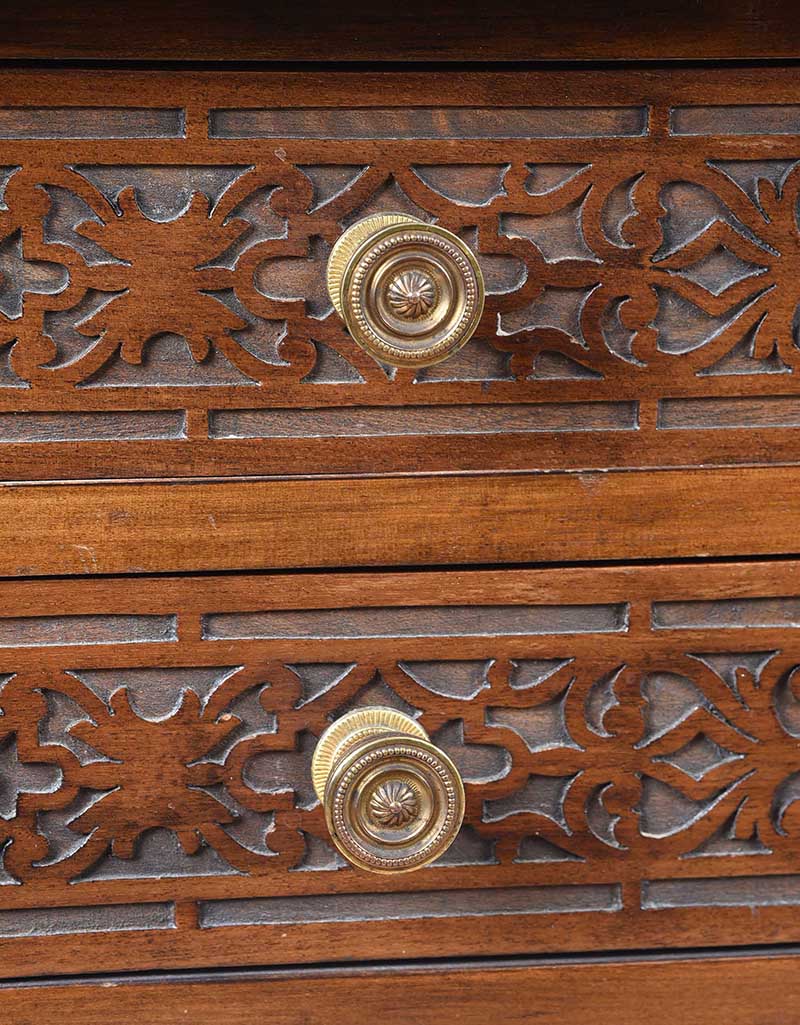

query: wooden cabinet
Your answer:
[0,24,799,1023]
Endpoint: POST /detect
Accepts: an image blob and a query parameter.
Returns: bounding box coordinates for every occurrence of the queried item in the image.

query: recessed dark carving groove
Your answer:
[659,397,800,430]
[0,108,184,139]
[0,410,186,443]
[653,598,800,630]
[0,902,175,936]
[199,884,622,927]
[642,875,800,908]
[672,105,800,136]
[203,604,629,640]
[0,615,177,647]
[209,403,638,439]
[209,107,648,140]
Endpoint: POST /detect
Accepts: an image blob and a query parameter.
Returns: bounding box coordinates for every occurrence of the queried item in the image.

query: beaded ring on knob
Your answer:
[326,213,485,369]
[312,707,466,873]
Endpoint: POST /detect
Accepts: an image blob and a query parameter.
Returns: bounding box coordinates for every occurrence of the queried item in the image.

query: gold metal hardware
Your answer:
[326,213,485,368]
[312,706,465,873]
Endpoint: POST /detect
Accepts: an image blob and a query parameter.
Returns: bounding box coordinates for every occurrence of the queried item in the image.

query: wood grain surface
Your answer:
[0,466,798,576]
[1,561,800,977]
[1,46,798,1015]
[0,0,799,61]
[0,69,800,481]
[1,953,798,1025]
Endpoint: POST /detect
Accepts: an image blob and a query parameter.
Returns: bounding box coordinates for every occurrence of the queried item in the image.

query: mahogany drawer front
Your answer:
[2,68,800,486]
[2,561,800,977]
[5,468,800,577]
[2,953,799,1025]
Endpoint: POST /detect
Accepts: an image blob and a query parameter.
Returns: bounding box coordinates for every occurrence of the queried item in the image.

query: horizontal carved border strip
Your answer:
[1,560,800,977]
[1,72,800,478]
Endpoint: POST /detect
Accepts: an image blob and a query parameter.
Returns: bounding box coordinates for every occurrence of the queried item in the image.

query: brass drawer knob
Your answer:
[312,707,465,873]
[326,213,485,368]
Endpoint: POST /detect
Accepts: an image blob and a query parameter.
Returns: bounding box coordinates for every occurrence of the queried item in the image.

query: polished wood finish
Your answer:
[0,466,799,576]
[0,70,800,481]
[2,953,799,1025]
[1,561,800,977]
[1,0,800,62]
[1,39,799,1022]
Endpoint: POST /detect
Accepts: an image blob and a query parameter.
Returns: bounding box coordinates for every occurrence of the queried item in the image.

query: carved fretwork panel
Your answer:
[1,563,800,976]
[3,71,800,478]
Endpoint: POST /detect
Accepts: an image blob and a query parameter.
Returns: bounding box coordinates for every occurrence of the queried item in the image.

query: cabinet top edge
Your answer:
[2,0,800,64]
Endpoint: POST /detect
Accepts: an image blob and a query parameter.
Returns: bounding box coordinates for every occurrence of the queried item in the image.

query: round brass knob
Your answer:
[326,213,485,368]
[312,707,465,873]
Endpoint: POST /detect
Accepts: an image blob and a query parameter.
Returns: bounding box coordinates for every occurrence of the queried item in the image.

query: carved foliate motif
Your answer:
[370,780,420,827]
[1,652,800,881]
[2,80,800,478]
[3,157,800,388]
[0,563,799,966]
